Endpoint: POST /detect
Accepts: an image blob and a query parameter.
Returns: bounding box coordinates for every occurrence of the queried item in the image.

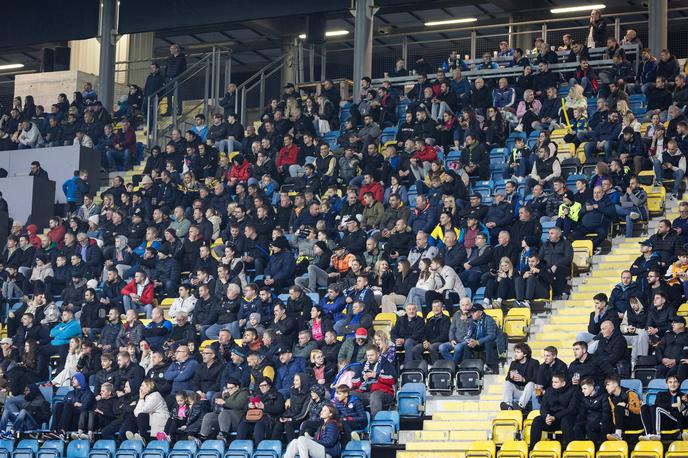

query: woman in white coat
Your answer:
[127,379,170,440]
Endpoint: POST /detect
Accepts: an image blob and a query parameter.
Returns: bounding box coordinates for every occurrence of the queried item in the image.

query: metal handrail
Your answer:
[148,53,212,100]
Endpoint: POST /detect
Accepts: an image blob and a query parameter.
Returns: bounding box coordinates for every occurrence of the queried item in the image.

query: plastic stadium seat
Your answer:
[492,410,523,445]
[496,441,527,458]
[396,382,426,418]
[666,440,688,458]
[141,442,169,458]
[88,441,116,458]
[562,441,594,458]
[427,360,455,394]
[168,441,197,458]
[596,441,628,458]
[13,440,39,458]
[252,441,281,458]
[485,309,503,328]
[370,410,400,445]
[645,379,668,406]
[465,440,496,458]
[373,313,397,334]
[503,308,530,341]
[677,303,688,317]
[52,387,72,405]
[0,441,14,458]
[36,442,62,458]
[473,287,486,304]
[630,441,663,458]
[530,440,561,458]
[66,441,90,458]
[620,379,643,398]
[341,441,371,458]
[523,410,539,446]
[399,359,428,385]
[225,441,253,458]
[571,240,593,273]
[115,441,144,458]
[195,441,225,458]
[681,379,688,392]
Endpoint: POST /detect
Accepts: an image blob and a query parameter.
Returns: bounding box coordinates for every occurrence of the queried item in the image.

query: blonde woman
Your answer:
[52,337,82,386]
[564,84,588,112]
[483,257,516,308]
[371,260,395,305]
[374,330,395,363]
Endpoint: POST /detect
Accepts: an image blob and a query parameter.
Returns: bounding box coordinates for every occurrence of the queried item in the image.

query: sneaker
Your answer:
[493,298,502,309]
[639,434,661,441]
[682,431,688,441]
[125,431,136,441]
[78,433,88,440]
[629,211,640,220]
[606,433,623,441]
[500,402,512,411]
[70,433,80,440]
[350,431,360,441]
[134,433,143,442]
[482,298,490,309]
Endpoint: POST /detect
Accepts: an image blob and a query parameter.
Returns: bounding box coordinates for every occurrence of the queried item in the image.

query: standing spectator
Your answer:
[163,44,187,116]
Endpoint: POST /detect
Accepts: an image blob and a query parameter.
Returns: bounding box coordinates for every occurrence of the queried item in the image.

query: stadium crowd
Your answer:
[0,7,687,455]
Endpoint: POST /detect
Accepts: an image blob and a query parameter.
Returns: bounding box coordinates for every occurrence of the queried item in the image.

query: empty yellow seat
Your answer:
[497,441,528,458]
[492,410,523,445]
[373,312,397,332]
[597,440,628,458]
[504,308,531,341]
[530,440,561,458]
[466,441,496,458]
[666,440,688,458]
[160,298,174,308]
[562,441,595,458]
[630,441,663,458]
[485,309,504,328]
[677,303,688,317]
[199,339,217,350]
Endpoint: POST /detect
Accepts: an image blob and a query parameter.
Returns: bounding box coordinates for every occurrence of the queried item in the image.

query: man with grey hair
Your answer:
[407,231,438,269]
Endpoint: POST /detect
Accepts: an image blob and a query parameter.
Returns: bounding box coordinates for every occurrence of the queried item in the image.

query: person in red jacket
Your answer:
[358,173,384,204]
[276,134,300,178]
[106,119,137,171]
[47,217,66,247]
[352,345,397,418]
[227,153,253,186]
[121,270,155,318]
[410,137,439,182]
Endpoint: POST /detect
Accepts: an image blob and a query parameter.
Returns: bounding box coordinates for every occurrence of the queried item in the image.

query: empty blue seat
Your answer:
[13,440,39,458]
[645,379,668,406]
[369,410,400,445]
[66,441,89,458]
[168,441,197,458]
[141,442,169,458]
[681,379,688,393]
[0,440,14,458]
[306,292,320,304]
[225,441,253,458]
[341,441,371,458]
[52,387,72,406]
[397,383,426,418]
[115,441,144,458]
[37,441,62,458]
[89,441,116,458]
[472,287,486,304]
[252,441,281,458]
[620,379,643,398]
[196,441,224,458]
[381,127,397,144]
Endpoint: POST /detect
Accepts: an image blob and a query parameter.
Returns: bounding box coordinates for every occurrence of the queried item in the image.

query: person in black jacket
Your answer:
[609,270,642,315]
[191,346,225,399]
[528,373,577,451]
[574,377,612,446]
[501,343,540,411]
[80,288,107,342]
[410,300,449,363]
[535,346,568,399]
[646,291,675,344]
[639,374,688,441]
[569,341,615,388]
[655,316,688,378]
[595,320,630,377]
[163,44,187,116]
[391,303,425,365]
[576,293,621,351]
[143,63,164,120]
[514,254,553,307]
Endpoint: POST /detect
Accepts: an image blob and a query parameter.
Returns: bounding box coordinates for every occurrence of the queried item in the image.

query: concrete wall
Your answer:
[0,177,55,227]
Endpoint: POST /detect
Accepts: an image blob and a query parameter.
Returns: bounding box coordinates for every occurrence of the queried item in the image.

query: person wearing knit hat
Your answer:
[556,189,582,237]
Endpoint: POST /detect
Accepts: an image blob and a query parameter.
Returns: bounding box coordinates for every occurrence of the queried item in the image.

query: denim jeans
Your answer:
[106,148,132,171]
[122,295,153,318]
[615,204,637,237]
[439,341,469,363]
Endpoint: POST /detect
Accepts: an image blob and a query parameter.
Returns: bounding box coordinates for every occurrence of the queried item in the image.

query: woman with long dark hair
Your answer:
[284,403,342,458]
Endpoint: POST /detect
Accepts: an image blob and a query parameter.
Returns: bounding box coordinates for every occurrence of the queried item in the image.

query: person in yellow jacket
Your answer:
[666,249,688,291]
[555,190,581,237]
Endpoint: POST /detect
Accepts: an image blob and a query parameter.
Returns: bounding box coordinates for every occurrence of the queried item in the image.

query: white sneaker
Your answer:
[629,211,640,220]
[125,431,135,441]
[350,432,361,441]
[482,298,491,309]
[493,298,502,308]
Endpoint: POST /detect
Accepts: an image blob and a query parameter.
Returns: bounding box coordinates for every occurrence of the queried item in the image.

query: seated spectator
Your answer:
[283,403,341,458]
[527,373,577,451]
[639,374,688,441]
[484,257,517,309]
[352,345,396,418]
[514,254,552,308]
[652,139,685,199]
[390,303,424,365]
[574,377,612,447]
[121,270,154,318]
[236,377,285,445]
[47,373,94,440]
[604,375,642,441]
[655,316,688,378]
[501,343,539,412]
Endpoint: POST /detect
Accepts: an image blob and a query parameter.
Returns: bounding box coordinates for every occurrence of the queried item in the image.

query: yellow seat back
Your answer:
[466,441,496,458]
[597,440,628,458]
[666,440,688,458]
[485,309,504,328]
[523,410,539,446]
[562,441,594,458]
[504,308,531,340]
[530,440,561,458]
[630,441,663,458]
[492,411,523,446]
[497,441,528,458]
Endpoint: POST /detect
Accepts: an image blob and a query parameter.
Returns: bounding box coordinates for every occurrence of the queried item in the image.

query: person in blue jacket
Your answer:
[48,372,94,439]
[275,348,306,398]
[284,403,342,458]
[164,344,200,394]
[263,237,296,290]
[319,285,347,322]
[37,309,82,378]
[333,384,367,441]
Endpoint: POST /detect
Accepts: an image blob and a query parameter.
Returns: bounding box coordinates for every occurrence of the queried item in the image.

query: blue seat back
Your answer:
[168,442,195,458]
[115,442,144,458]
[225,441,252,458]
[88,441,116,458]
[36,442,62,458]
[621,379,643,398]
[397,383,426,418]
[53,387,72,405]
[370,411,400,445]
[645,378,668,406]
[252,441,281,458]
[66,440,89,458]
[681,379,688,393]
[341,441,371,458]
[196,441,224,458]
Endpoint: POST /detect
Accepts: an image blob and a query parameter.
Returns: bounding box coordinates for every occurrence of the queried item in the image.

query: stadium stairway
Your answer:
[397,193,680,458]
